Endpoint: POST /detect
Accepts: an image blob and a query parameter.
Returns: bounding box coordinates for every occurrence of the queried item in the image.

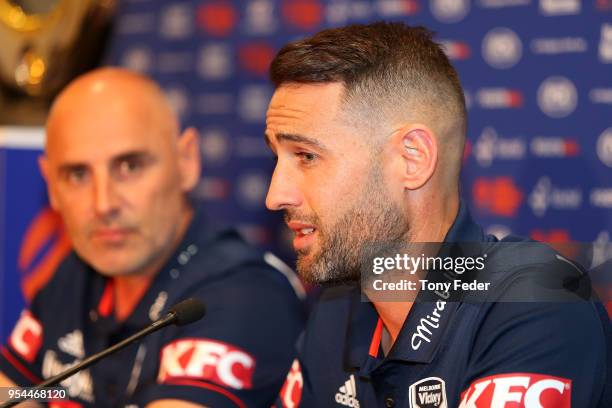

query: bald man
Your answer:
[0,68,304,407]
[265,23,611,407]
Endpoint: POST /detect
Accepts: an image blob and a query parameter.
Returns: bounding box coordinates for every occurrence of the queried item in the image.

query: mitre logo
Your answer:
[409,377,448,408]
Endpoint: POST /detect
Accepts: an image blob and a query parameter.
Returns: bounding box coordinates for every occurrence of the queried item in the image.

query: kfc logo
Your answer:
[158,339,255,389]
[9,311,42,362]
[459,373,571,407]
[279,359,303,408]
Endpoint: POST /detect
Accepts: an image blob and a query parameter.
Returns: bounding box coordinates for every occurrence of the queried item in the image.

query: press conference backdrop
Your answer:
[1,0,611,340]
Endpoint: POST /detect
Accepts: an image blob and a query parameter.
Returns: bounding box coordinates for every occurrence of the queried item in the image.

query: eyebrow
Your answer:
[265,132,329,152]
[56,151,154,174]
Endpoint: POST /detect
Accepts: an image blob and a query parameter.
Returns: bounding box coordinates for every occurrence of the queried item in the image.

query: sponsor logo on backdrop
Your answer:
[282,0,324,30]
[326,0,371,24]
[158,339,255,389]
[197,1,237,36]
[474,127,526,167]
[409,377,447,408]
[237,173,269,208]
[157,52,193,73]
[198,44,232,80]
[377,0,420,16]
[530,37,587,54]
[9,311,42,362]
[528,177,582,217]
[482,27,522,69]
[238,85,272,122]
[476,88,523,108]
[590,88,612,104]
[238,42,275,76]
[539,0,580,15]
[597,127,612,167]
[537,76,578,118]
[116,13,155,35]
[459,373,571,407]
[335,374,360,407]
[280,360,303,408]
[591,231,612,269]
[194,177,230,200]
[200,129,231,163]
[196,93,233,115]
[121,47,153,73]
[596,0,612,10]
[160,4,193,39]
[530,229,571,243]
[430,0,470,23]
[163,87,190,118]
[473,177,523,217]
[479,0,530,8]
[235,136,272,157]
[591,188,612,208]
[244,0,277,34]
[439,40,471,60]
[599,23,612,63]
[530,137,579,157]
[485,224,512,239]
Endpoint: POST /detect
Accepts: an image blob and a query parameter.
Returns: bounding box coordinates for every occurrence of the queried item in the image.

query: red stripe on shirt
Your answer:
[369,318,383,357]
[164,378,247,408]
[0,346,42,384]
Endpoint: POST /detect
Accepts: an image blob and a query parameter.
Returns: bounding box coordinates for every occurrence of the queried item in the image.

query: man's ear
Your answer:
[177,127,201,192]
[390,124,438,190]
[38,155,59,210]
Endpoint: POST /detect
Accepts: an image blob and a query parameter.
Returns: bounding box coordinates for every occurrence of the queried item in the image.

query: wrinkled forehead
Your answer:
[265,82,347,140]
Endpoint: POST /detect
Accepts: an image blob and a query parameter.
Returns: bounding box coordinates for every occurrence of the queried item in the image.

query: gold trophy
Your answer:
[0,0,116,124]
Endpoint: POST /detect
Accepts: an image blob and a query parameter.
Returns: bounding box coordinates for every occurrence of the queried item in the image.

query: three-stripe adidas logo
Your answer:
[335,374,360,407]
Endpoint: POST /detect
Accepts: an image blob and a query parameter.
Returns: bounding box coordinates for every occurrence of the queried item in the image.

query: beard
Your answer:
[288,165,410,285]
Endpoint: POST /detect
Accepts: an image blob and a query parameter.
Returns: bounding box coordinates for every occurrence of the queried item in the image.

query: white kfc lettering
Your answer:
[9,311,43,362]
[158,339,255,389]
[459,373,571,408]
[280,359,303,408]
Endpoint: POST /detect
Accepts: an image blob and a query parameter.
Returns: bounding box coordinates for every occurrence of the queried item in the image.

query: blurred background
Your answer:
[0,0,611,340]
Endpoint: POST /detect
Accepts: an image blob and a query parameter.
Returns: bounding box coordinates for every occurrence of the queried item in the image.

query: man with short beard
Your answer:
[265,22,611,407]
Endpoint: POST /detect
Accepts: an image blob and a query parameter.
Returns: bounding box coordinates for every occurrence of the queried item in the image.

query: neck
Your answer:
[113,204,194,321]
[371,197,459,345]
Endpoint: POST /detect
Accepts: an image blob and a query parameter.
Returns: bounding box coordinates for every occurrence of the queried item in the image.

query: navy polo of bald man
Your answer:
[0,68,305,408]
[264,23,611,408]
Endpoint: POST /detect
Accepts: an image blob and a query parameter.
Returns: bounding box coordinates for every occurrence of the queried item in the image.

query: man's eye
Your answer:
[296,151,317,163]
[67,168,88,184]
[117,158,143,177]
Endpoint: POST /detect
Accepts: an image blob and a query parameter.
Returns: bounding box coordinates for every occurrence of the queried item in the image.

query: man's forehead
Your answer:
[266,82,346,138]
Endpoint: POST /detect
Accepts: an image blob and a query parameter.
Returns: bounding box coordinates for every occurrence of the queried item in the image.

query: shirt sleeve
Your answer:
[139,265,305,407]
[0,294,46,386]
[460,300,611,408]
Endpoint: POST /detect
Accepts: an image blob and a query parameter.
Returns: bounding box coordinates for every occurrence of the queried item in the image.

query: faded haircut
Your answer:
[269,22,467,148]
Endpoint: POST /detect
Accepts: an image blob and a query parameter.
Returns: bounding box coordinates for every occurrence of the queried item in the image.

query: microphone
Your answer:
[0,298,206,408]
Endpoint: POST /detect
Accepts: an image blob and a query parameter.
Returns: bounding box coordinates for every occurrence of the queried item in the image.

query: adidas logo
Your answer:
[335,374,360,407]
[57,330,84,358]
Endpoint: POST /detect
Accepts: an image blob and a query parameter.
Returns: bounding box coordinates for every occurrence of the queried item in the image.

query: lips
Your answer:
[91,228,132,243]
[287,221,317,251]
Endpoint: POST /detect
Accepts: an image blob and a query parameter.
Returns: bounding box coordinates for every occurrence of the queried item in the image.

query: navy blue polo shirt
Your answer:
[1,209,305,407]
[278,203,611,408]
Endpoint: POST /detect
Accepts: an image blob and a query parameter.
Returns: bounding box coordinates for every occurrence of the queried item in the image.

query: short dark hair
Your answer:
[270,22,467,139]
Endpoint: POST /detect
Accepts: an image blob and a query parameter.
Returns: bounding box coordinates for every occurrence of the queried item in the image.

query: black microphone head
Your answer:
[168,298,206,326]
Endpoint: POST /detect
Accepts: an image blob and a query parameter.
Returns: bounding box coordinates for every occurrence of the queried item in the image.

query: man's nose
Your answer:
[266,165,303,211]
[93,173,119,217]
